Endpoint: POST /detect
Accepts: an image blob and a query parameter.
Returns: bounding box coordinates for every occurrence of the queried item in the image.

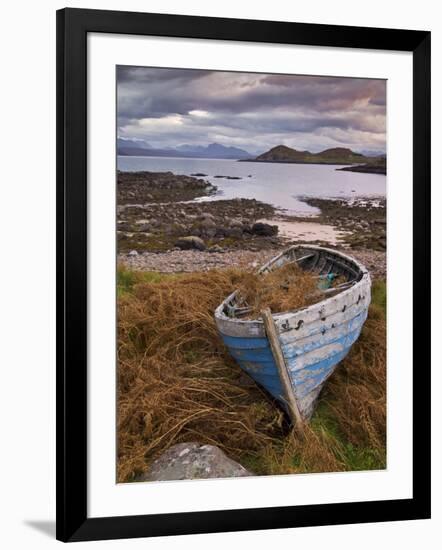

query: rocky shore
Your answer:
[120,248,386,280]
[337,156,386,175]
[118,171,278,253]
[117,171,386,277]
[117,170,217,204]
[298,197,386,251]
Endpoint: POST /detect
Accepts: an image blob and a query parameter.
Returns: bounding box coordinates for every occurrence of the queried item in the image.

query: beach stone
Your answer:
[200,218,217,237]
[200,212,216,222]
[225,227,243,238]
[133,223,150,232]
[251,222,278,236]
[174,236,206,251]
[135,443,252,481]
[128,250,138,256]
[208,244,224,253]
[204,228,217,238]
[229,218,243,228]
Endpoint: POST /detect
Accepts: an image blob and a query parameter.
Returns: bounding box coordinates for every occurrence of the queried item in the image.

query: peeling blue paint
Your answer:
[214,245,372,420]
[220,308,368,418]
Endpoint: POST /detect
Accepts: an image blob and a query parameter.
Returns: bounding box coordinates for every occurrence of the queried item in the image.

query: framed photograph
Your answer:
[56,8,431,542]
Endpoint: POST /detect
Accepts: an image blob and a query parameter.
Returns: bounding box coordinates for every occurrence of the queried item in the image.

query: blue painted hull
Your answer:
[219,308,368,419]
[214,246,372,420]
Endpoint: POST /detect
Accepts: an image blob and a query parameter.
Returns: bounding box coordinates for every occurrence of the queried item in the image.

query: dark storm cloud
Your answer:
[117,66,211,84]
[117,66,386,153]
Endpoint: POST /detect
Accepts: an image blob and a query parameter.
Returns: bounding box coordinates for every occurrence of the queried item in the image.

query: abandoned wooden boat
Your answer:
[214,245,371,422]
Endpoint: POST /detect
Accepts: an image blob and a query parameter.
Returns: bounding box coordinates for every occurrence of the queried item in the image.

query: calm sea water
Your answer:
[117,156,386,215]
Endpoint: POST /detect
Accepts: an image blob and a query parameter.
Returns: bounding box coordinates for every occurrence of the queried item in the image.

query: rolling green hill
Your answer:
[247,144,368,165]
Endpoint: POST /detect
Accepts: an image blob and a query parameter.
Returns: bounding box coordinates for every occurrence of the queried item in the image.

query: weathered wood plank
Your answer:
[215,285,370,340]
[281,310,367,366]
[261,308,304,430]
[278,297,369,344]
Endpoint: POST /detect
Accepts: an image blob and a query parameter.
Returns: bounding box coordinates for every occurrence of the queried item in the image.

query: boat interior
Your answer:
[223,246,364,319]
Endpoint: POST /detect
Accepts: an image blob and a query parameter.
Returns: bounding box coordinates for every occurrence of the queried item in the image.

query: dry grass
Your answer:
[237,263,319,318]
[251,301,387,475]
[117,266,386,482]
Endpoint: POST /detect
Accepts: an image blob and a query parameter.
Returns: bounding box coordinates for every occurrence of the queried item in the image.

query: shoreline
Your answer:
[257,217,349,246]
[239,158,356,166]
[239,158,386,174]
[117,170,386,260]
[119,247,386,280]
[337,165,386,175]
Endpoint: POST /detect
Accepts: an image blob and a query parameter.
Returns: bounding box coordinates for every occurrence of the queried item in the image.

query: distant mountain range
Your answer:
[117,139,251,159]
[117,139,386,172]
[358,149,387,158]
[245,145,370,165]
[117,138,151,150]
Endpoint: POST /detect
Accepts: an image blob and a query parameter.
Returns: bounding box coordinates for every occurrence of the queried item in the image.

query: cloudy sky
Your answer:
[117,66,386,155]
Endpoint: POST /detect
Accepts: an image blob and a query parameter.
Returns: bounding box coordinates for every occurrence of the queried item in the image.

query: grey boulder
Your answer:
[135,442,252,481]
[174,236,206,251]
[251,222,278,236]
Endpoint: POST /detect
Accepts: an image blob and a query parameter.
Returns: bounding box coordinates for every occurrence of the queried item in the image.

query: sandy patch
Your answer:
[259,218,349,246]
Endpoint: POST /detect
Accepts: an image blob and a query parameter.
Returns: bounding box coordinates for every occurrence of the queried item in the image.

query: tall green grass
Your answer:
[117,265,176,295]
[371,279,387,316]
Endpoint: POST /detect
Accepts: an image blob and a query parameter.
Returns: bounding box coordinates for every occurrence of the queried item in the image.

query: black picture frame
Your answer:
[56,7,431,542]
